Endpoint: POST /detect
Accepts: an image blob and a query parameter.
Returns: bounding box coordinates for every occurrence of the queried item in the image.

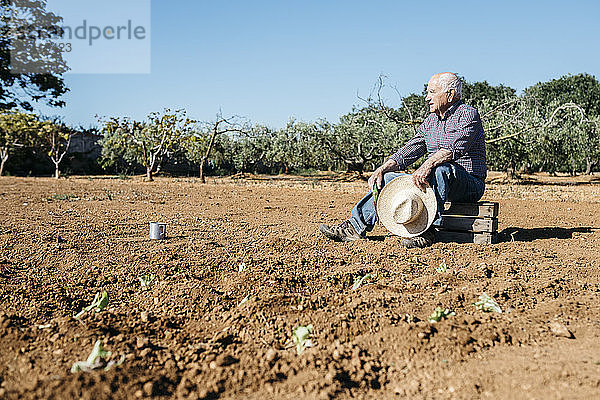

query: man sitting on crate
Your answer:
[320,72,487,248]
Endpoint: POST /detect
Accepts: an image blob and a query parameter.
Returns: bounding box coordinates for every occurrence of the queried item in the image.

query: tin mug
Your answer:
[149,222,166,240]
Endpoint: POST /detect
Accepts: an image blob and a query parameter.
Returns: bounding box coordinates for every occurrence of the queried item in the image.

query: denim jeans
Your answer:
[349,162,485,235]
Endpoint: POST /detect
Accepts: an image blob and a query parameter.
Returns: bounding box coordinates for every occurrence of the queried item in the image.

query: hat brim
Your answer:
[376,175,437,238]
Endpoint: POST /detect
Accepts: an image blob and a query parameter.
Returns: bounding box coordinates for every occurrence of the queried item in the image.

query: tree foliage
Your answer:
[35,117,74,178]
[3,73,600,179]
[0,0,69,110]
[184,113,248,183]
[0,110,38,175]
[99,109,193,181]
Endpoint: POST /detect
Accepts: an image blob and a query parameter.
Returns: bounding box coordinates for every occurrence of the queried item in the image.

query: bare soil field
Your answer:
[1,173,600,399]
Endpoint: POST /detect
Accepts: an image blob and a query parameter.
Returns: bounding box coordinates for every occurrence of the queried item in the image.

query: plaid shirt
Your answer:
[389,101,487,179]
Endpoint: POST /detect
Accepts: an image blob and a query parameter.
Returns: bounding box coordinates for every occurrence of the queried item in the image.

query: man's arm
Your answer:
[368,158,399,191]
[412,148,453,191]
[369,126,427,191]
[412,107,484,191]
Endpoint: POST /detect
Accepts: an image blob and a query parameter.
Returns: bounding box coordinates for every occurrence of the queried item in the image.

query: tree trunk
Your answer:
[146,167,153,181]
[200,159,206,184]
[585,158,595,175]
[54,162,60,179]
[0,157,6,177]
[0,147,8,176]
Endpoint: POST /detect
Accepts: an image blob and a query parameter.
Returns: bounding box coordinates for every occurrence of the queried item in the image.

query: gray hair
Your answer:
[437,73,462,100]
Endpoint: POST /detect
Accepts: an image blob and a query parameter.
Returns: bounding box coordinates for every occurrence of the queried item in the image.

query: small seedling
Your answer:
[292,325,314,354]
[51,194,78,201]
[351,273,374,290]
[138,274,156,289]
[75,291,109,318]
[428,307,455,323]
[238,263,247,272]
[238,294,251,307]
[435,261,448,273]
[71,340,112,373]
[473,293,502,313]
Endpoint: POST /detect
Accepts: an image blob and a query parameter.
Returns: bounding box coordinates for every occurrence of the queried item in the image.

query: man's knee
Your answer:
[432,162,454,182]
[383,171,403,185]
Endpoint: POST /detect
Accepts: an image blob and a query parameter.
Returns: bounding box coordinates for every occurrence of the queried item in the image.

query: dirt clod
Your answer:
[548,321,574,338]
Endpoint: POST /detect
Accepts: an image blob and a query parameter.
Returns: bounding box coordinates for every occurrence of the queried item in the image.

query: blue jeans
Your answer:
[349,162,485,235]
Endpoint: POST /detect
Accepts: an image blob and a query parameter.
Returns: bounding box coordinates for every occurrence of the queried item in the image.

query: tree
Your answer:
[184,112,248,183]
[0,110,38,175]
[100,109,193,181]
[35,118,73,179]
[0,0,69,110]
[533,102,600,175]
[525,73,600,117]
[523,74,600,174]
[310,107,405,176]
[462,80,517,110]
[482,95,541,176]
[229,124,272,174]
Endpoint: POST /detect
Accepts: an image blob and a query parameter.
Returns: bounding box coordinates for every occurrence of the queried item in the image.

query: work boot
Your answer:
[319,220,364,242]
[401,227,435,249]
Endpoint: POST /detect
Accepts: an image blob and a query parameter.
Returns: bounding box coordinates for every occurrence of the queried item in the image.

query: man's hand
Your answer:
[368,159,399,192]
[412,148,453,191]
[412,162,433,192]
[368,167,384,192]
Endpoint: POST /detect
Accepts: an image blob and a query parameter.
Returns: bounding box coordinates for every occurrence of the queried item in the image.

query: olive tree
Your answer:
[0,0,69,111]
[35,118,74,179]
[100,109,193,181]
[0,111,38,176]
[184,113,248,183]
[309,107,404,176]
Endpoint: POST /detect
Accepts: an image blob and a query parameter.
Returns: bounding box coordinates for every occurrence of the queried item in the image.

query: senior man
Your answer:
[320,72,487,248]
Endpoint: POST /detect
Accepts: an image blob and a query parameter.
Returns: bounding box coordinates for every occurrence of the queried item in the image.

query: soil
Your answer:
[1,173,600,399]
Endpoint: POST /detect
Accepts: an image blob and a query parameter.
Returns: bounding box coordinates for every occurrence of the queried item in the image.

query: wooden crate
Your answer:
[443,201,498,218]
[435,201,499,244]
[435,230,498,244]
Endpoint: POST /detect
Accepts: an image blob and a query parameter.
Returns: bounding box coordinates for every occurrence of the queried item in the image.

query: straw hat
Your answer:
[376,175,437,238]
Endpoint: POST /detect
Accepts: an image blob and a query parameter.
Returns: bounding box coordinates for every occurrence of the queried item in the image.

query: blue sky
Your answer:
[40,0,600,129]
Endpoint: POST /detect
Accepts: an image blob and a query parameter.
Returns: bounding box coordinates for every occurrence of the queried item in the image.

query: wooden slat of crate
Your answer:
[436,229,498,244]
[438,216,498,233]
[443,201,499,218]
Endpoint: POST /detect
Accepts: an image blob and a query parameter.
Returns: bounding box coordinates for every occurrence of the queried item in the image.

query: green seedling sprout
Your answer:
[138,274,156,289]
[351,273,374,291]
[51,194,78,201]
[428,307,455,323]
[75,291,109,318]
[71,340,112,373]
[292,325,314,354]
[435,261,448,273]
[238,294,251,307]
[473,293,502,313]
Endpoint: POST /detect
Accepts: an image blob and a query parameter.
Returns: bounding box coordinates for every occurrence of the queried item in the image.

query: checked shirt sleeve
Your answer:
[388,125,427,170]
[445,108,484,160]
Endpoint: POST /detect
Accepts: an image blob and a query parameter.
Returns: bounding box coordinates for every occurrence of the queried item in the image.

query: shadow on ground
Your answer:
[498,226,594,242]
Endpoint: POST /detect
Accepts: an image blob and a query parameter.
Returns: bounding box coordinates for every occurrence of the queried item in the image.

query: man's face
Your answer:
[425,77,453,116]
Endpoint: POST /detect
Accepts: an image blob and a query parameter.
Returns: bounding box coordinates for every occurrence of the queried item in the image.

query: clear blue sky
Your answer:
[41,0,600,129]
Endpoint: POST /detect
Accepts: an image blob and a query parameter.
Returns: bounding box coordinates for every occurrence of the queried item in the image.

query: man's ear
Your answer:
[447,89,455,102]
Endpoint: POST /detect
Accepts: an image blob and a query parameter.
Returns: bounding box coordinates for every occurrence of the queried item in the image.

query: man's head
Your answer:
[425,72,462,116]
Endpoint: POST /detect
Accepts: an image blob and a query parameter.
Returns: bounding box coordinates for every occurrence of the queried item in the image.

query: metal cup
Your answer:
[149,222,166,240]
